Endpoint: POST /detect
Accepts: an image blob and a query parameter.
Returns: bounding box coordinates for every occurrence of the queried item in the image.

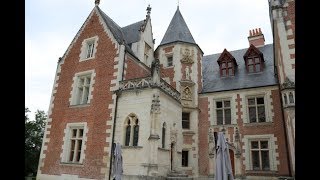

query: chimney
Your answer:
[248,28,265,47]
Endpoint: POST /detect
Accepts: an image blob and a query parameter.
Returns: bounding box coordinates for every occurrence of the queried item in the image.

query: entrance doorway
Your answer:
[229,149,235,176]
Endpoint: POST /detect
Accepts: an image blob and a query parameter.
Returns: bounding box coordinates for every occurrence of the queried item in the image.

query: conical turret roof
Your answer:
[160,7,196,46]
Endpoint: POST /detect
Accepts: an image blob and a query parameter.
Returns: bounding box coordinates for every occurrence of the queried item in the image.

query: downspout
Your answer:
[271,6,292,176]
[108,44,126,180]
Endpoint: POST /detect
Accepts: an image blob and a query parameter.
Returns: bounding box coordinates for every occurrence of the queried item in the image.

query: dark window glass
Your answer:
[182,151,189,167]
[257,97,264,104]
[162,125,166,148]
[261,151,270,170]
[224,109,231,124]
[217,110,223,125]
[249,107,257,123]
[252,151,260,170]
[258,106,266,122]
[182,112,190,129]
[224,100,230,107]
[133,125,139,146]
[284,94,288,105]
[251,141,259,149]
[216,101,223,108]
[260,141,268,149]
[167,56,173,67]
[248,98,255,105]
[289,92,294,103]
[125,125,131,146]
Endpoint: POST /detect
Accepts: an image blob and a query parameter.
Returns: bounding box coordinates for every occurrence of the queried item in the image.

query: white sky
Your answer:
[25,0,273,116]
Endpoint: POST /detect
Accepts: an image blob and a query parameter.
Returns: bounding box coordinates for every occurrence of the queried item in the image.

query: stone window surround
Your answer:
[60,122,88,165]
[79,36,99,62]
[69,69,95,106]
[281,90,295,107]
[124,114,140,147]
[165,53,174,68]
[243,93,272,124]
[242,134,278,171]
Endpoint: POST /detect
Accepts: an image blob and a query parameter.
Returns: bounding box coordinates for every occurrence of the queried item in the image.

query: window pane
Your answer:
[289,92,294,103]
[224,109,231,124]
[252,151,260,170]
[228,62,232,67]
[222,63,226,68]
[182,113,190,120]
[256,64,261,72]
[248,58,253,64]
[249,107,257,123]
[224,100,230,107]
[257,106,266,122]
[69,151,74,162]
[78,140,82,151]
[125,125,131,146]
[248,65,254,73]
[79,129,84,137]
[217,110,223,125]
[72,129,77,137]
[260,141,268,149]
[254,57,260,63]
[222,69,227,76]
[133,125,139,146]
[284,94,288,105]
[76,151,81,162]
[248,98,255,105]
[257,97,264,104]
[251,141,259,149]
[71,140,76,150]
[182,120,190,129]
[261,151,270,170]
[216,101,223,108]
[167,57,173,67]
[162,126,166,148]
[228,68,233,76]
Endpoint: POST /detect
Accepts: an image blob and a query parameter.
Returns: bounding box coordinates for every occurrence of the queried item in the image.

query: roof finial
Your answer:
[177,0,180,9]
[95,0,100,6]
[146,4,151,17]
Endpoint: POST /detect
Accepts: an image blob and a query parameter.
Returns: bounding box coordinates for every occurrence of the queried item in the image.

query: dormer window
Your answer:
[217,49,237,77]
[244,44,264,73]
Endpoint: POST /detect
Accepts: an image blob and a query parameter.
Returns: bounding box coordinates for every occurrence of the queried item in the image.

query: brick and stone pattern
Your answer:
[198,97,209,176]
[38,10,119,180]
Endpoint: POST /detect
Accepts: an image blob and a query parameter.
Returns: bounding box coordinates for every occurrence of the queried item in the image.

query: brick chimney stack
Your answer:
[248,28,265,47]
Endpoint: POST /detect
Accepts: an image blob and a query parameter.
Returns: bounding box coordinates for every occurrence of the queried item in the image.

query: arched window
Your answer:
[133,119,139,146]
[283,93,288,105]
[162,122,166,148]
[289,92,294,104]
[124,114,139,146]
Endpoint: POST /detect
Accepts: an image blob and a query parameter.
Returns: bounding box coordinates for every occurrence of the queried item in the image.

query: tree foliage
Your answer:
[25,107,47,176]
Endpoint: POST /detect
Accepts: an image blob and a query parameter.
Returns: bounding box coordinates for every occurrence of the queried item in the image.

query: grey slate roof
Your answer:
[122,20,145,44]
[160,7,196,46]
[201,44,277,93]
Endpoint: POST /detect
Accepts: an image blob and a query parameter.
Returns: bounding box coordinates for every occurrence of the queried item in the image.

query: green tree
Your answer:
[25,107,47,177]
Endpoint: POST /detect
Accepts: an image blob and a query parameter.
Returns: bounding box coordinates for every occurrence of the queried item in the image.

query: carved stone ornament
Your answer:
[181,86,192,100]
[151,93,160,113]
[180,48,194,64]
[281,77,295,89]
[170,123,178,143]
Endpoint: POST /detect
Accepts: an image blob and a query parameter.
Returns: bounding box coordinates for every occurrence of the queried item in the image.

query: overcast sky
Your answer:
[25,0,272,116]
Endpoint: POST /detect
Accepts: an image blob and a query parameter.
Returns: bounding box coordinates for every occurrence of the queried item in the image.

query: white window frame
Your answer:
[61,122,88,164]
[212,97,235,125]
[247,96,266,123]
[166,55,173,67]
[79,36,98,61]
[70,70,95,106]
[215,99,232,125]
[242,134,278,171]
[249,139,271,171]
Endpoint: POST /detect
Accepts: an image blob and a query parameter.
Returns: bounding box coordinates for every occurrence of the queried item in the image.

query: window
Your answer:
[250,140,270,171]
[182,150,189,167]
[144,42,151,64]
[247,56,262,73]
[248,97,266,123]
[182,112,190,129]
[80,36,98,61]
[73,74,92,105]
[221,61,234,77]
[61,123,87,164]
[167,56,173,67]
[124,114,139,146]
[216,100,231,125]
[162,122,166,148]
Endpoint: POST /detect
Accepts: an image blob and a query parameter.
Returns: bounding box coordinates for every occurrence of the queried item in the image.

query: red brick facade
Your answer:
[40,12,118,179]
[124,55,151,80]
[198,97,209,175]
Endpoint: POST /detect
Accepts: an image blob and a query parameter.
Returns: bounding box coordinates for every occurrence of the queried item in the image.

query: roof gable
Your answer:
[243,44,264,61]
[160,7,196,46]
[217,49,238,66]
